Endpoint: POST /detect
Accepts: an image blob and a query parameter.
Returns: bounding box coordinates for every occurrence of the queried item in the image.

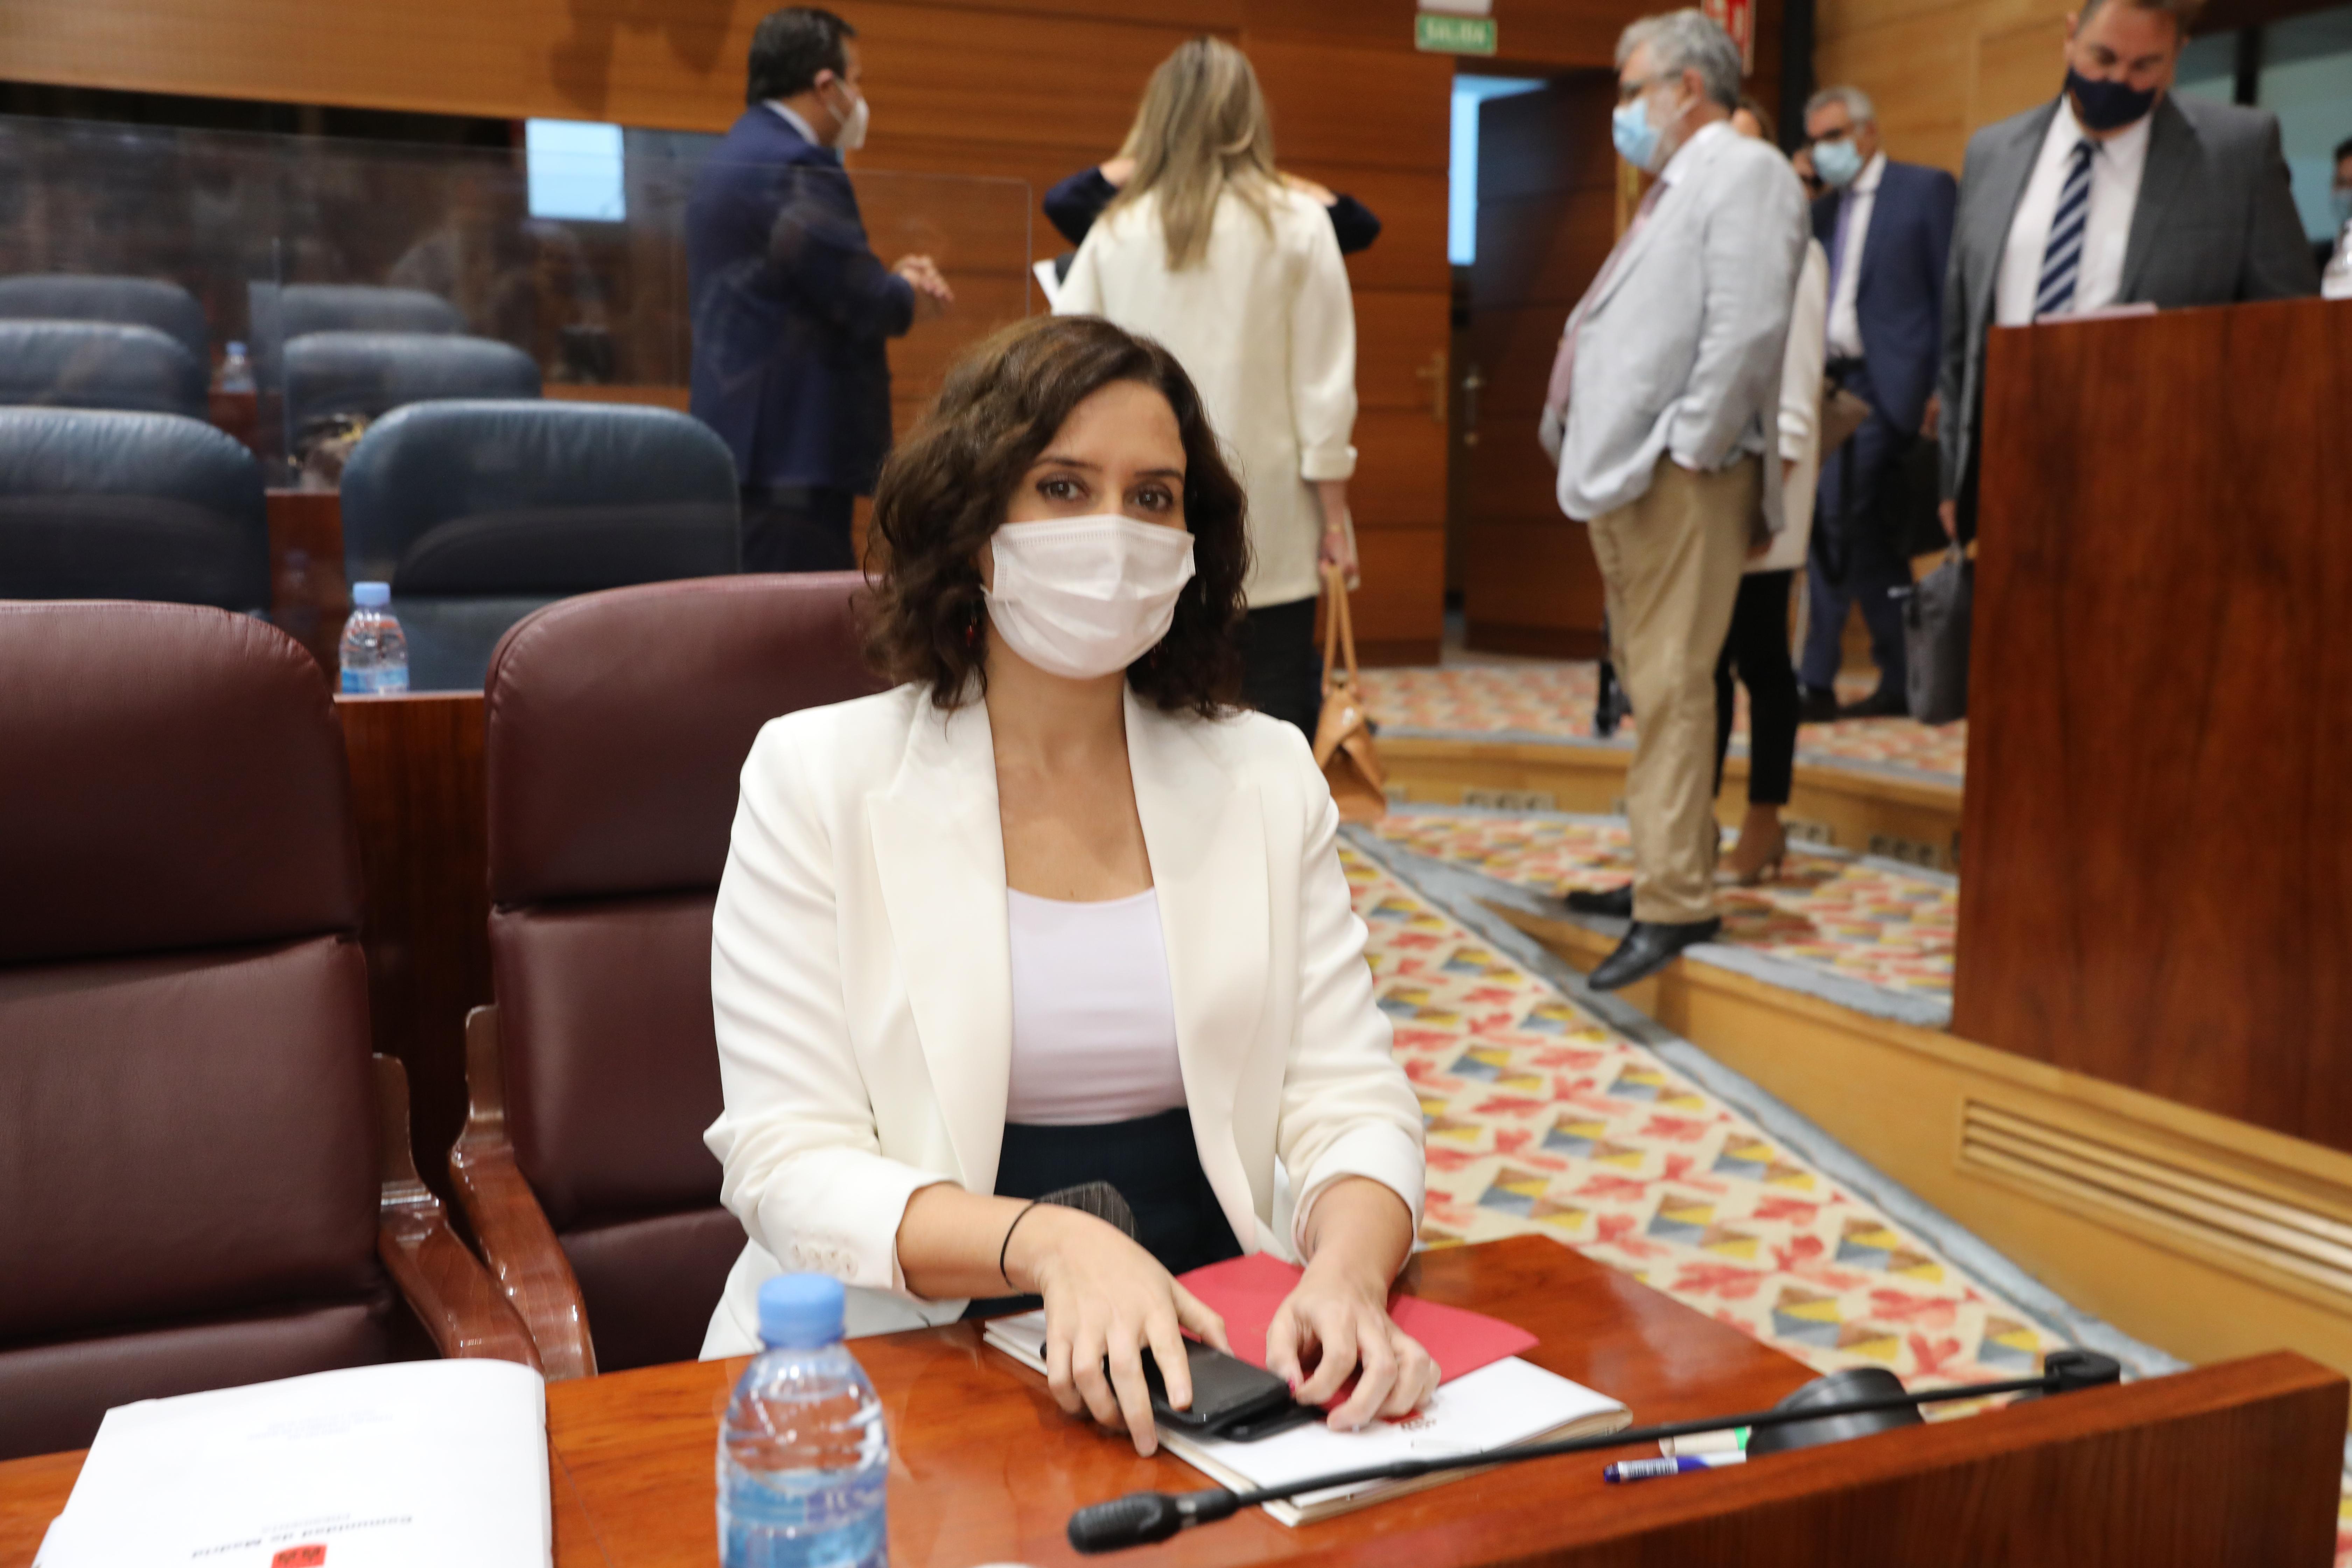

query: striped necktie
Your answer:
[2035,139,2095,319]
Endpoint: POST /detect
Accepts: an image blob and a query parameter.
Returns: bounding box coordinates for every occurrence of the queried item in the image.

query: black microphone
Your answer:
[1065,1485,1241,1552]
[1065,1350,2121,1553]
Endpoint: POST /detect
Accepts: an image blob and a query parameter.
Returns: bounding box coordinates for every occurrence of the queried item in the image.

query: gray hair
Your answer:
[1805,85,1877,126]
[1615,9,1744,111]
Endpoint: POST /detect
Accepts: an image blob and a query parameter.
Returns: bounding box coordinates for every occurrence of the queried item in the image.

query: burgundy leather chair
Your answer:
[0,601,535,1461]
[453,574,882,1377]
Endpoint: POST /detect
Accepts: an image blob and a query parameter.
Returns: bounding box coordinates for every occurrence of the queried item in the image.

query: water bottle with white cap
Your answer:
[337,581,409,694]
[716,1273,889,1568]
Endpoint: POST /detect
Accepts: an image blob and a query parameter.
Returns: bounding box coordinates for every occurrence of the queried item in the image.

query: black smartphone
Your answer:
[1135,1342,1299,1438]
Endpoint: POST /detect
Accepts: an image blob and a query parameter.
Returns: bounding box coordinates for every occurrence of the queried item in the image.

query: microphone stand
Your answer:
[1066,1350,2121,1553]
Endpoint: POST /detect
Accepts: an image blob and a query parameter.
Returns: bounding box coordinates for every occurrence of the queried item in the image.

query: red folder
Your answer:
[1176,1252,1537,1386]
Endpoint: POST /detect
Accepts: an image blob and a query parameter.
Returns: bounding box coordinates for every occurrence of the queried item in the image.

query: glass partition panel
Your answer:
[0,113,1032,690]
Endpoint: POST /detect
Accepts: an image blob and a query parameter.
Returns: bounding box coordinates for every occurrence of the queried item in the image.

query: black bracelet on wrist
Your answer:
[997,1199,1044,1289]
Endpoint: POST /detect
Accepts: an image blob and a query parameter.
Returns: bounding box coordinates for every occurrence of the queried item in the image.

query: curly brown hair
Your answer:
[862,315,1250,716]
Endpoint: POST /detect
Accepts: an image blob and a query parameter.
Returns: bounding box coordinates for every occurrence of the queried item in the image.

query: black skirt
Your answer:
[962,1106,1242,1319]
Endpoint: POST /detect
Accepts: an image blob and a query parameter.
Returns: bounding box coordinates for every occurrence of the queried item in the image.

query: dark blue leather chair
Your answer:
[338,401,740,690]
[0,275,209,365]
[250,284,467,385]
[280,284,464,341]
[285,332,541,431]
[0,408,268,612]
[0,322,207,420]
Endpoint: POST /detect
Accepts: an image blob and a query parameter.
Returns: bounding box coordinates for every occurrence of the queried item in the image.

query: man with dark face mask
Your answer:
[1935,0,2313,541]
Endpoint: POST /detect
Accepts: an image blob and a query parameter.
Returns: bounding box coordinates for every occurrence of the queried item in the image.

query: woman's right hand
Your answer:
[1007,1204,1230,1456]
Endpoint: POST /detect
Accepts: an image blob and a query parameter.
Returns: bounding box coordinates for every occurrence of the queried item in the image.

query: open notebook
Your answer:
[984,1311,1628,1525]
[33,1360,550,1568]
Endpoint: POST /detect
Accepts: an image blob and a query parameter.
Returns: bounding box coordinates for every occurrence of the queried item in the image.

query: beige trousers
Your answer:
[1585,454,1760,925]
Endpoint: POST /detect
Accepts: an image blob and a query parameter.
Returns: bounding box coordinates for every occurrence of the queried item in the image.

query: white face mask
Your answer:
[826,80,869,152]
[983,515,1197,681]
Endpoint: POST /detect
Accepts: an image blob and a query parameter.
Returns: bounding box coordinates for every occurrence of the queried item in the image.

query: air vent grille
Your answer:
[1959,1101,2352,1301]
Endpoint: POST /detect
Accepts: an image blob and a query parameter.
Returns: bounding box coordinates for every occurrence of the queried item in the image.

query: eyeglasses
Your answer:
[1616,72,1667,105]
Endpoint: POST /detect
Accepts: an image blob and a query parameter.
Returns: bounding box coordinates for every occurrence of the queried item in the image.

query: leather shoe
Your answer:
[1797,686,1841,724]
[1565,883,1633,918]
[1588,918,1722,991]
[1836,685,1909,720]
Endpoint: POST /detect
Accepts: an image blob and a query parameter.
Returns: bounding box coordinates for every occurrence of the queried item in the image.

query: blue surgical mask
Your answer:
[1612,98,1665,174]
[2332,187,2352,233]
[1813,136,1864,189]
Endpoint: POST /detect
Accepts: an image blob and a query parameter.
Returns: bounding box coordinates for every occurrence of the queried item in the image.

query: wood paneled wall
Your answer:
[1813,0,2073,173]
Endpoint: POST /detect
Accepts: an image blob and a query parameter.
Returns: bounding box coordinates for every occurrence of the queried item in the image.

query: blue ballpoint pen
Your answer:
[1602,1452,1749,1483]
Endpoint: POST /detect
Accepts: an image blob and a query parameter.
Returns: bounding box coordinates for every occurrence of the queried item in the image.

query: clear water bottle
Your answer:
[718,1275,888,1568]
[338,581,410,694]
[216,340,255,394]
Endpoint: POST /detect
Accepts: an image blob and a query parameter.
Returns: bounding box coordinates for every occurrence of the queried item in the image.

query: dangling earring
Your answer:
[964,600,981,649]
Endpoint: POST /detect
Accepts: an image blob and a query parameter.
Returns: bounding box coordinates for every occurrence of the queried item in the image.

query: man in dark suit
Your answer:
[1938,0,2315,541]
[1799,85,1957,720]
[688,7,951,572]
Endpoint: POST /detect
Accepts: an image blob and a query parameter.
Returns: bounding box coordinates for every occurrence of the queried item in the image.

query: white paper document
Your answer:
[983,1311,1628,1524]
[33,1359,550,1568]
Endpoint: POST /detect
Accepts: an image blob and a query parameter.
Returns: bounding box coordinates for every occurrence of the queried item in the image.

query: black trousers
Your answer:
[1238,595,1322,736]
[1803,358,1910,696]
[742,484,856,573]
[1714,569,1797,807]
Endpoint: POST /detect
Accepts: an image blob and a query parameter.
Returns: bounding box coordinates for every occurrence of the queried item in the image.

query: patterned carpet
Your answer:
[1341,840,2068,1394]
[1372,809,1956,1009]
[1358,661,1967,784]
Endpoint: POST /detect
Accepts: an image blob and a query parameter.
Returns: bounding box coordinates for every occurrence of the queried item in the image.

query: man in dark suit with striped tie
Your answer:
[1936,0,2314,543]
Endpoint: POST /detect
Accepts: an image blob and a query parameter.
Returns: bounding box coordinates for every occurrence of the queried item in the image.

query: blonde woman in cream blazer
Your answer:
[701,314,1429,1457]
[1053,37,1356,735]
[1057,183,1356,612]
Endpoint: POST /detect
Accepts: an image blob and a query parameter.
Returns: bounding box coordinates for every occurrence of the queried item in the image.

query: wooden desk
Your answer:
[3,1238,2342,1567]
[265,488,346,672]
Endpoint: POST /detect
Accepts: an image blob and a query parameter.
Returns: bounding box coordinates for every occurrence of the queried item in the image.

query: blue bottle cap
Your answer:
[758,1273,845,1349]
[352,581,391,608]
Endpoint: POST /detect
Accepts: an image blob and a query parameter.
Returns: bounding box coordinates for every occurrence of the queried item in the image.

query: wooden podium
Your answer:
[3,1238,2340,1566]
[1954,299,2352,1150]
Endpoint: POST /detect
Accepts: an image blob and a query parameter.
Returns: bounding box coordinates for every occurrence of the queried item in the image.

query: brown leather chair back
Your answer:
[483,574,882,1370]
[0,602,388,1459]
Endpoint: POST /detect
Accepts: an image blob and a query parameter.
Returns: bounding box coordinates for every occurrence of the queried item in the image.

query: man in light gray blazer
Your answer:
[1938,0,2315,537]
[1540,8,1807,990]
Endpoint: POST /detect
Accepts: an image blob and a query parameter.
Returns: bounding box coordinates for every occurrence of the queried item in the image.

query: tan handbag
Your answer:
[1819,380,1872,457]
[1312,564,1388,823]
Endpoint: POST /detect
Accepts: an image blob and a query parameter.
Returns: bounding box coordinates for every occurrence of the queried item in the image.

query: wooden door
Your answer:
[1459,76,1619,659]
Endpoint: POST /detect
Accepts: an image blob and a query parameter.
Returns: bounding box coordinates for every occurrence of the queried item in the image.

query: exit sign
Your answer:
[1702,0,1756,73]
[1415,12,1497,54]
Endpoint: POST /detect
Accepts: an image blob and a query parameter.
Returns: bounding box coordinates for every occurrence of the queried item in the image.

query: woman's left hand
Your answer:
[1265,1254,1441,1431]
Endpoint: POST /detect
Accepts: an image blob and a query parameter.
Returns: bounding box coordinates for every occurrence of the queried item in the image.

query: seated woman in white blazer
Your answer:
[702,314,1433,1453]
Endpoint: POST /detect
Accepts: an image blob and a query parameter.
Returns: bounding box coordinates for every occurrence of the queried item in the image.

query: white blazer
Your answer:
[1055,183,1357,611]
[1751,238,1828,576]
[700,684,1425,1355]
